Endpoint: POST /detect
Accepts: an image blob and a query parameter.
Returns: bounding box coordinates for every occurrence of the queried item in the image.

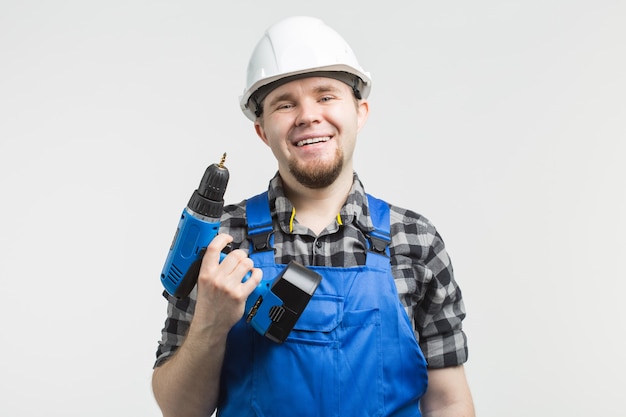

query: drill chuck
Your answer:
[188,153,229,218]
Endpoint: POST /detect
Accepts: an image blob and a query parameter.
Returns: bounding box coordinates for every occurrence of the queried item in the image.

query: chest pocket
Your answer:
[289,294,343,341]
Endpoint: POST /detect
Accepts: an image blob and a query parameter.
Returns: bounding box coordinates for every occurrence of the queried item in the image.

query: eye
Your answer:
[319,96,334,103]
[274,102,294,111]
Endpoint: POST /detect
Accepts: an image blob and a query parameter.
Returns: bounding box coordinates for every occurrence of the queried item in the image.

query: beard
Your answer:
[289,148,343,189]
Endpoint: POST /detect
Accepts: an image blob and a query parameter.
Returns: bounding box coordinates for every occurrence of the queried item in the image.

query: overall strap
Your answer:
[246,192,275,260]
[365,194,391,263]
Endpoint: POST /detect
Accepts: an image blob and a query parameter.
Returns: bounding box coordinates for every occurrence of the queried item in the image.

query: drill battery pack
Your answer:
[245,261,322,344]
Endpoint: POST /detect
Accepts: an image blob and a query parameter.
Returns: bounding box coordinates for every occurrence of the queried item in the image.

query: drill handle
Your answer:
[171,252,204,298]
[173,251,252,299]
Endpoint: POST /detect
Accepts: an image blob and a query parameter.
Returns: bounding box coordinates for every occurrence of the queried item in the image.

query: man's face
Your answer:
[254,76,369,189]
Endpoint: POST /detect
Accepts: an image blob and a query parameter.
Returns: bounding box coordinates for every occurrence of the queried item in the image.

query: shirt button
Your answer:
[315,241,322,249]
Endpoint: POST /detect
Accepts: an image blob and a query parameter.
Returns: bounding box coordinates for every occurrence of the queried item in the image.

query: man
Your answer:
[153,16,475,417]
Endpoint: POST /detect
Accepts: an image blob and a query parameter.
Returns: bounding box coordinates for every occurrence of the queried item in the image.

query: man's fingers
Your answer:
[199,234,259,296]
[242,267,263,291]
[202,233,233,267]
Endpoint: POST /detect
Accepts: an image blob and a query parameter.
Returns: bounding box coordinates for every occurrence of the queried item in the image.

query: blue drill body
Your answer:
[159,155,322,343]
[160,207,225,298]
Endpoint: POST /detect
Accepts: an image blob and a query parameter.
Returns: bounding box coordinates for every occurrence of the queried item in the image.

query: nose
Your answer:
[295,99,321,126]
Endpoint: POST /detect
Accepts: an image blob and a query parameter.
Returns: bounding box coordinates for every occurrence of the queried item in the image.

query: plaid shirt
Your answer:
[155,172,468,369]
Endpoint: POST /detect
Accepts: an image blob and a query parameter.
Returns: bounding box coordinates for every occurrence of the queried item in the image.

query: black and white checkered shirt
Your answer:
[155,172,468,369]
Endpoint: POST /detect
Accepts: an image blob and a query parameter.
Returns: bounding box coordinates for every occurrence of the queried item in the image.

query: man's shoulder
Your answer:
[362,191,430,226]
[382,201,440,246]
[221,199,248,226]
[387,203,433,228]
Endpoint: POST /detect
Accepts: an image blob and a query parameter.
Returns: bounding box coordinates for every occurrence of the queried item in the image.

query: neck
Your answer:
[280,169,353,235]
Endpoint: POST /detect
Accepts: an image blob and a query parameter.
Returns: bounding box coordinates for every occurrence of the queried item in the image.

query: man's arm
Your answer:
[421,365,475,417]
[152,322,228,417]
[152,234,261,417]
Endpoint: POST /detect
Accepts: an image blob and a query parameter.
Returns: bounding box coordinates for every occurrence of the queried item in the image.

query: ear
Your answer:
[254,120,270,146]
[356,99,369,132]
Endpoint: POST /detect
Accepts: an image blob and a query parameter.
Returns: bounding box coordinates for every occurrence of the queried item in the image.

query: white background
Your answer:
[1,1,624,416]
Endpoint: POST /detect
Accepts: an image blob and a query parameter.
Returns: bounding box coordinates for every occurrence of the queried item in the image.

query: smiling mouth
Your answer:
[295,137,331,147]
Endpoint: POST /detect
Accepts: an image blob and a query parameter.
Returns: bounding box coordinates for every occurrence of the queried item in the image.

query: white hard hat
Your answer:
[239,16,372,121]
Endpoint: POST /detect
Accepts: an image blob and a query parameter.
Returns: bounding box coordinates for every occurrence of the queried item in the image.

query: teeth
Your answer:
[296,137,330,147]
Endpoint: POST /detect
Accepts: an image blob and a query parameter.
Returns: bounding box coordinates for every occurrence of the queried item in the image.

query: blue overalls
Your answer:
[218,193,429,417]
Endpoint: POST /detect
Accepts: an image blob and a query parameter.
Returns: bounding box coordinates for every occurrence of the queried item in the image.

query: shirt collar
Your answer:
[266,172,375,235]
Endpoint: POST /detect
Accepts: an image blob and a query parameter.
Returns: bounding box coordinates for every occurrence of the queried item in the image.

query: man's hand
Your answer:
[192,233,263,334]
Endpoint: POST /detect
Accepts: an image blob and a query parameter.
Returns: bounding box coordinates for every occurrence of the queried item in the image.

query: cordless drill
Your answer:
[160,154,322,343]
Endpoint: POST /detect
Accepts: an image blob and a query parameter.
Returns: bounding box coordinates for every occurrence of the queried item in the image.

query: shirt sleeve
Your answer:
[154,290,196,368]
[389,207,469,369]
